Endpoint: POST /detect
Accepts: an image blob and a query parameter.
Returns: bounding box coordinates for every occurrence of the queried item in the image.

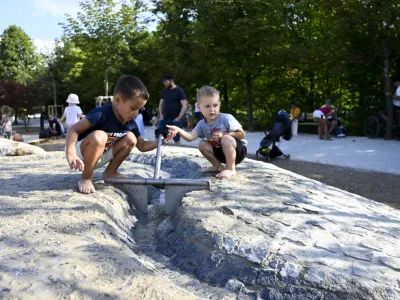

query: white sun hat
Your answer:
[66,93,80,104]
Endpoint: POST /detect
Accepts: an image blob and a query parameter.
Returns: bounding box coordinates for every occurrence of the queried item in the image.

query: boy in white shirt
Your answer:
[60,94,85,129]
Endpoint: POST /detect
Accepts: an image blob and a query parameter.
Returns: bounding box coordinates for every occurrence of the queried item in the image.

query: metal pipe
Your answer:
[154,136,163,179]
[104,177,211,189]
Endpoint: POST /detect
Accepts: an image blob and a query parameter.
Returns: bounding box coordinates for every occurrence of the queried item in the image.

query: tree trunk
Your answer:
[52,77,57,117]
[246,73,254,131]
[383,36,393,140]
[309,71,315,109]
[222,80,229,113]
[105,69,109,96]
[39,90,44,130]
[14,109,18,125]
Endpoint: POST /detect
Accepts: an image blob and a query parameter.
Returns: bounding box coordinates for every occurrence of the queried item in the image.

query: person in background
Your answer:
[150,107,160,127]
[135,108,146,138]
[194,101,203,122]
[321,97,337,136]
[1,105,13,140]
[289,101,301,136]
[185,102,193,130]
[48,114,63,136]
[157,74,188,145]
[313,106,336,141]
[59,93,85,130]
[392,78,400,111]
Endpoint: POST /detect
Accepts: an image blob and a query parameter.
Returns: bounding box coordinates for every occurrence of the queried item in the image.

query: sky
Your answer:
[0,0,156,54]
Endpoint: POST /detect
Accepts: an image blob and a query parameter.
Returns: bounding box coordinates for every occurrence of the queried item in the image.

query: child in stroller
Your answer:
[256,110,293,161]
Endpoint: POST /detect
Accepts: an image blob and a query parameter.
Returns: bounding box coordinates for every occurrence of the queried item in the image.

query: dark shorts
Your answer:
[157,119,184,142]
[212,138,247,165]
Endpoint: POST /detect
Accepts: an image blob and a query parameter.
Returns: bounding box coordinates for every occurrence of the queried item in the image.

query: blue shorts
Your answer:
[157,119,184,142]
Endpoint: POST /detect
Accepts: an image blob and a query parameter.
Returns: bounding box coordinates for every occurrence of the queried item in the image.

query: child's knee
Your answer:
[221,135,235,146]
[124,131,137,146]
[198,140,210,151]
[90,130,108,146]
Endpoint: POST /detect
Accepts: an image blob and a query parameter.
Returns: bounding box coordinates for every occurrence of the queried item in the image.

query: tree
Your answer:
[0,80,39,128]
[328,0,400,139]
[61,0,146,96]
[0,25,41,84]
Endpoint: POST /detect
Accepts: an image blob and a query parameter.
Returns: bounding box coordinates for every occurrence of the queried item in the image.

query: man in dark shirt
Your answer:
[48,114,63,136]
[157,74,188,145]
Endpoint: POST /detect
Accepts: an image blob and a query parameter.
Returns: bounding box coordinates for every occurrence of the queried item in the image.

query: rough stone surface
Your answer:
[1,144,400,299]
[143,147,400,300]
[0,138,45,156]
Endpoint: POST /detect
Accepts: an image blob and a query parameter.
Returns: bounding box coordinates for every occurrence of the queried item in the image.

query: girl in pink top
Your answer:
[313,106,335,141]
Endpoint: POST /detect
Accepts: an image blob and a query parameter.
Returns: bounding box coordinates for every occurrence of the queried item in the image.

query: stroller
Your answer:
[256,110,293,161]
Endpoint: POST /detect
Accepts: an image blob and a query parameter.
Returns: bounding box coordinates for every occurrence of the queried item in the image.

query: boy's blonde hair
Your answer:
[196,86,220,103]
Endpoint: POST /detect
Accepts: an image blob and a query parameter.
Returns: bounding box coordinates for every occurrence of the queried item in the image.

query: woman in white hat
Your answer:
[60,94,85,129]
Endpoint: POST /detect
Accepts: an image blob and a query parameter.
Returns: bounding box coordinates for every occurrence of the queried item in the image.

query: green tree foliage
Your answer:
[61,0,147,97]
[37,38,89,114]
[327,0,400,139]
[2,0,400,137]
[0,25,41,84]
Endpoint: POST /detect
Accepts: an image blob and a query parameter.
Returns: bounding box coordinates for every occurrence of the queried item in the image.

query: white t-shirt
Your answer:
[394,87,400,107]
[64,105,83,127]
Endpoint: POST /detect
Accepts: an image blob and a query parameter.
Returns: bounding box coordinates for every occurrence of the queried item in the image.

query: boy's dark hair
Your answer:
[113,75,149,101]
[290,101,297,106]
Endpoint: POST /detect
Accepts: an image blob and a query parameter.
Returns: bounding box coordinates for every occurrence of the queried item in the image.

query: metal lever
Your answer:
[154,135,163,179]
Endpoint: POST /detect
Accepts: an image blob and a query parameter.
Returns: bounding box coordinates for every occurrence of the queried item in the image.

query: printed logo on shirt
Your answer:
[105,132,127,150]
[208,127,222,148]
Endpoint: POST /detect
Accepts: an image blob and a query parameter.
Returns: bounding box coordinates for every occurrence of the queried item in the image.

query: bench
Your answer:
[299,112,316,126]
[298,112,317,134]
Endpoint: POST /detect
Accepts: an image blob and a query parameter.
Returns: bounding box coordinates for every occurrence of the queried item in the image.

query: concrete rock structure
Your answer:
[0,146,399,299]
[132,147,400,300]
[0,139,45,156]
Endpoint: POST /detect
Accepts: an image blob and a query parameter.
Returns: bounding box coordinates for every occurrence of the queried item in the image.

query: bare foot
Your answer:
[201,165,224,173]
[103,171,128,180]
[78,178,96,194]
[216,169,236,179]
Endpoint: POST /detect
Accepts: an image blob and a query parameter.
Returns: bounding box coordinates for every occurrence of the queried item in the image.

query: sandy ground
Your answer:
[0,152,232,299]
[38,139,400,211]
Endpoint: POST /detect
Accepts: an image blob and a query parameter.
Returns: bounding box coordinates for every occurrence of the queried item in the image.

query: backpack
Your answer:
[39,128,52,139]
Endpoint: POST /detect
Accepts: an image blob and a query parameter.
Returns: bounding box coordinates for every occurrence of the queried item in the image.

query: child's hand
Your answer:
[66,152,84,171]
[212,131,223,141]
[165,125,179,142]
